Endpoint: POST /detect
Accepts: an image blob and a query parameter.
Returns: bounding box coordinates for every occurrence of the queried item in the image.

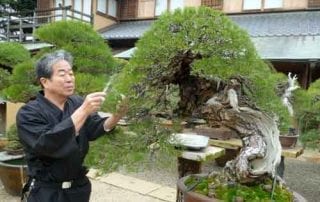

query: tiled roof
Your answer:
[101,11,320,40]
[229,11,320,37]
[101,20,153,40]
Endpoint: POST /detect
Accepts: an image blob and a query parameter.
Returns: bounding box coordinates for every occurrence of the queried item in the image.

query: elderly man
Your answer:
[17,50,127,202]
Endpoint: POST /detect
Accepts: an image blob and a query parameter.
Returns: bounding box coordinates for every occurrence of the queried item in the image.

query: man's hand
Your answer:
[114,94,129,118]
[103,94,129,131]
[72,92,106,134]
[81,92,106,115]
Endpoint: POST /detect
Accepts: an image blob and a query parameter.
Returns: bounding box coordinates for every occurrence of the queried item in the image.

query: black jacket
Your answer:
[16,92,107,182]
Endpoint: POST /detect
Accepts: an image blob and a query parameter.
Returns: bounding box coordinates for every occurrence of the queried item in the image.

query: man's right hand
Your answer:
[81,92,106,115]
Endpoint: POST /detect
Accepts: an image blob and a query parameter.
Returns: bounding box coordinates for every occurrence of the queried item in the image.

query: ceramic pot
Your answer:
[279,135,298,148]
[0,159,27,196]
[177,174,307,202]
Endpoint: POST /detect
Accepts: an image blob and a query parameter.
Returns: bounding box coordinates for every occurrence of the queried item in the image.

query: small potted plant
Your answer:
[278,73,300,148]
[279,127,299,148]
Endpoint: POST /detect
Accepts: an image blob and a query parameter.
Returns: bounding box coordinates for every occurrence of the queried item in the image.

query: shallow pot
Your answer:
[279,135,298,148]
[177,174,307,202]
[0,159,27,196]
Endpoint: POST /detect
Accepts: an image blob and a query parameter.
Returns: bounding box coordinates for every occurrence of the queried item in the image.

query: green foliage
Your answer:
[75,73,106,96]
[85,127,177,173]
[0,68,10,91]
[34,20,115,75]
[5,124,23,151]
[1,60,39,102]
[104,7,290,139]
[186,176,293,201]
[294,79,320,150]
[0,42,30,68]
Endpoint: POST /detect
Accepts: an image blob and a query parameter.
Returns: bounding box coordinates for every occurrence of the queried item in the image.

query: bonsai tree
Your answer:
[4,124,23,155]
[0,42,36,102]
[102,6,294,200]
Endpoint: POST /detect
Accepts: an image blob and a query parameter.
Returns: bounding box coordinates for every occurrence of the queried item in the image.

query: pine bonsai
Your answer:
[102,6,293,199]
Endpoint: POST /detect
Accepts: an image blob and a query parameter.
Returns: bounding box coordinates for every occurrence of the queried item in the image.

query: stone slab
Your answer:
[181,146,225,161]
[148,186,176,202]
[99,172,162,195]
[90,179,165,202]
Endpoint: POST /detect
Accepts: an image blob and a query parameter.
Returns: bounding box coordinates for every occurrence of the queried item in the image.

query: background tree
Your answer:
[34,20,117,96]
[294,80,320,151]
[1,20,118,103]
[0,0,36,15]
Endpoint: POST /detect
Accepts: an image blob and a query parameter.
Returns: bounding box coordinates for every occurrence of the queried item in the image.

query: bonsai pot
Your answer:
[279,135,298,148]
[0,158,27,196]
[177,174,307,202]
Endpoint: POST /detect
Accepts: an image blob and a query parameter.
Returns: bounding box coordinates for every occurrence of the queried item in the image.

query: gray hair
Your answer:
[35,50,73,81]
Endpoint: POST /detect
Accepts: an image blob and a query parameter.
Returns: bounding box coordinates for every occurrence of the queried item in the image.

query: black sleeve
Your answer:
[85,112,109,141]
[16,105,78,159]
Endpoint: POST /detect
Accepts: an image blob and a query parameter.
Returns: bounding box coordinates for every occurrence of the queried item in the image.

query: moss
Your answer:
[189,177,294,201]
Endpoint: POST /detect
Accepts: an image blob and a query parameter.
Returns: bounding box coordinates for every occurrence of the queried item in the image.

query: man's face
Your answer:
[41,59,75,98]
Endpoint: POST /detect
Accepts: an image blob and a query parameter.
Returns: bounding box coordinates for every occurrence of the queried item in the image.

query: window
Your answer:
[155,0,167,16]
[243,0,262,10]
[155,0,184,16]
[54,0,92,22]
[264,0,282,8]
[119,0,138,19]
[170,0,184,11]
[108,0,117,17]
[97,0,107,13]
[97,0,117,17]
[243,0,282,10]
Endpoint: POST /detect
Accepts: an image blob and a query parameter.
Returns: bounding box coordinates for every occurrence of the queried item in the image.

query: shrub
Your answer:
[294,79,320,150]
[34,20,115,75]
[0,42,30,69]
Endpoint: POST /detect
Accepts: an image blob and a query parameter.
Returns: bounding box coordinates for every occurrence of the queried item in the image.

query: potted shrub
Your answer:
[0,124,27,196]
[278,73,300,148]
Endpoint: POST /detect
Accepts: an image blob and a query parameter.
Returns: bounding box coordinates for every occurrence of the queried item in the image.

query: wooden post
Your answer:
[19,18,23,42]
[6,15,10,41]
[32,11,36,42]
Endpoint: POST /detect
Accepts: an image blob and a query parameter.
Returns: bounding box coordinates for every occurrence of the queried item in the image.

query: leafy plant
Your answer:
[5,124,23,152]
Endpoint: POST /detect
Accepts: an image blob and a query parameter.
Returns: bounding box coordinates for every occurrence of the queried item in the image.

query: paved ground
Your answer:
[1,150,319,202]
[0,171,176,202]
